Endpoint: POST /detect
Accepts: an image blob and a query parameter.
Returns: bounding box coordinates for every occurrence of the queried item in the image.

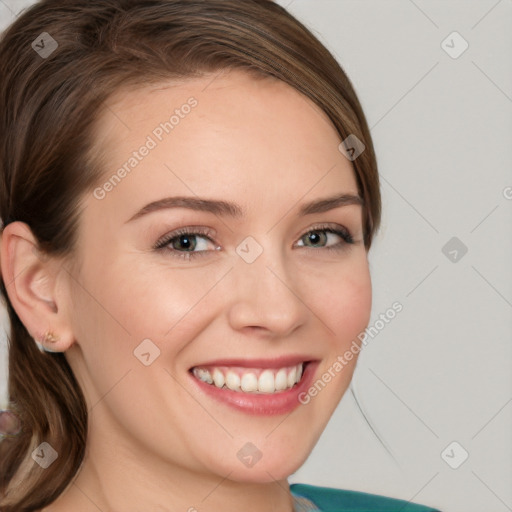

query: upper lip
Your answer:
[189,355,317,370]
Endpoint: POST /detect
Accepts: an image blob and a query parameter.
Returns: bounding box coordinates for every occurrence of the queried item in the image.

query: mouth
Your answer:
[187,357,318,415]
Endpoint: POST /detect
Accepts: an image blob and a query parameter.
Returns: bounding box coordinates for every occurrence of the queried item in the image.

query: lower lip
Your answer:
[188,361,319,416]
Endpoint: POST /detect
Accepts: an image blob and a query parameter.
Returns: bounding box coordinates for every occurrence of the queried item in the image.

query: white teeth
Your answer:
[275,368,288,391]
[295,363,303,382]
[193,367,213,384]
[287,366,297,387]
[212,368,225,388]
[240,372,258,392]
[258,369,275,393]
[192,363,306,394]
[225,370,241,391]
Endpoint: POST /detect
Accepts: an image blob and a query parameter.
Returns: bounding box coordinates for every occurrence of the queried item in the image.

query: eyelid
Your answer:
[152,226,217,251]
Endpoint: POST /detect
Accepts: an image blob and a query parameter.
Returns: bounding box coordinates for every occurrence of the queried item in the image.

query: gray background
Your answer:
[1,1,511,511]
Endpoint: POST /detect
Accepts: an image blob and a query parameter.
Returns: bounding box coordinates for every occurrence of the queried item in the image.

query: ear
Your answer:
[0,221,75,352]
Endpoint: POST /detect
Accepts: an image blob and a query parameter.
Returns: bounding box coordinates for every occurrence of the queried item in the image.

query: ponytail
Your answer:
[0,301,87,511]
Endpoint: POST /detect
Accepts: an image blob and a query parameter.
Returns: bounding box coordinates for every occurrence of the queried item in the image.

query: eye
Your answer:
[153,227,218,261]
[296,224,354,251]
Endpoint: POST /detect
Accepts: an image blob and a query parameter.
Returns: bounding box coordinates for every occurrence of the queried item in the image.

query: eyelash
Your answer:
[153,224,355,261]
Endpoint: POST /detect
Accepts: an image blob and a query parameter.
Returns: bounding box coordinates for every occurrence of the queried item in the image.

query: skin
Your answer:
[0,69,372,512]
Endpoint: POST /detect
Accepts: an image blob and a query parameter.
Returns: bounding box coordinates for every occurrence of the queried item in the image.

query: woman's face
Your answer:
[65,69,372,483]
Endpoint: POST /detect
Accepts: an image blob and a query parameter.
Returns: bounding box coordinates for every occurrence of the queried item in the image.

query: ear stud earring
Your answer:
[42,330,59,344]
[37,330,60,352]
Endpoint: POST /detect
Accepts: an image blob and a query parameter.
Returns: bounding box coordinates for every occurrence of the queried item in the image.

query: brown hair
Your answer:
[0,0,381,509]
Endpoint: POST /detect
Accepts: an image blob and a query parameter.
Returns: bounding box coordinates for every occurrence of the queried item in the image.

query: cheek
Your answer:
[295,257,371,430]
[308,254,372,348]
[81,255,191,333]
[72,254,229,371]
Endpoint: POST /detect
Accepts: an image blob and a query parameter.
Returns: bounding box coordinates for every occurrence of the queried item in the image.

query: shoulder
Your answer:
[290,483,442,512]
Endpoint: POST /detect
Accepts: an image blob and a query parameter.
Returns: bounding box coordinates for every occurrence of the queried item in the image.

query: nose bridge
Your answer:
[226,235,306,334]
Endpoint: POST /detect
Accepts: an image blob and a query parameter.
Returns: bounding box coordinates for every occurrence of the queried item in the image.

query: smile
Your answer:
[191,363,304,394]
[188,357,318,415]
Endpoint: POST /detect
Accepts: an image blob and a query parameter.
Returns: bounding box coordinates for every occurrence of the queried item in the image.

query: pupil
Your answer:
[309,232,323,246]
[178,235,194,250]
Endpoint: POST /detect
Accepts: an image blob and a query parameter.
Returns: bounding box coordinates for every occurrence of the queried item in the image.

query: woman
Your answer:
[0,1,441,510]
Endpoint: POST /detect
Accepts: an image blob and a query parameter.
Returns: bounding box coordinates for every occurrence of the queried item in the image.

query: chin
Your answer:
[211,443,312,483]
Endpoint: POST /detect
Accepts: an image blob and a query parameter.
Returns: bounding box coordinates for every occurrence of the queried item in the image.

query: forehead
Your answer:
[87,70,359,223]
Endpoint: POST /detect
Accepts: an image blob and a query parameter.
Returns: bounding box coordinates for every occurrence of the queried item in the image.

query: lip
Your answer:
[189,355,315,370]
[188,359,320,416]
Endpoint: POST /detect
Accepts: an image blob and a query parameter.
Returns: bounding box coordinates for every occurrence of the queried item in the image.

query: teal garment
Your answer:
[290,483,442,512]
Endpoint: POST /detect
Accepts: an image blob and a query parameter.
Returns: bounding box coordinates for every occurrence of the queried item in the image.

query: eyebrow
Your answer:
[124,193,364,224]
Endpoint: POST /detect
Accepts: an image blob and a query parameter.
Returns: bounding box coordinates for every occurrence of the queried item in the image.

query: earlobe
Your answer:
[34,329,62,353]
[0,221,75,353]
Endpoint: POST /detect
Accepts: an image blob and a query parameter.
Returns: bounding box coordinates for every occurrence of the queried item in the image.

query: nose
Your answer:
[225,243,308,338]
